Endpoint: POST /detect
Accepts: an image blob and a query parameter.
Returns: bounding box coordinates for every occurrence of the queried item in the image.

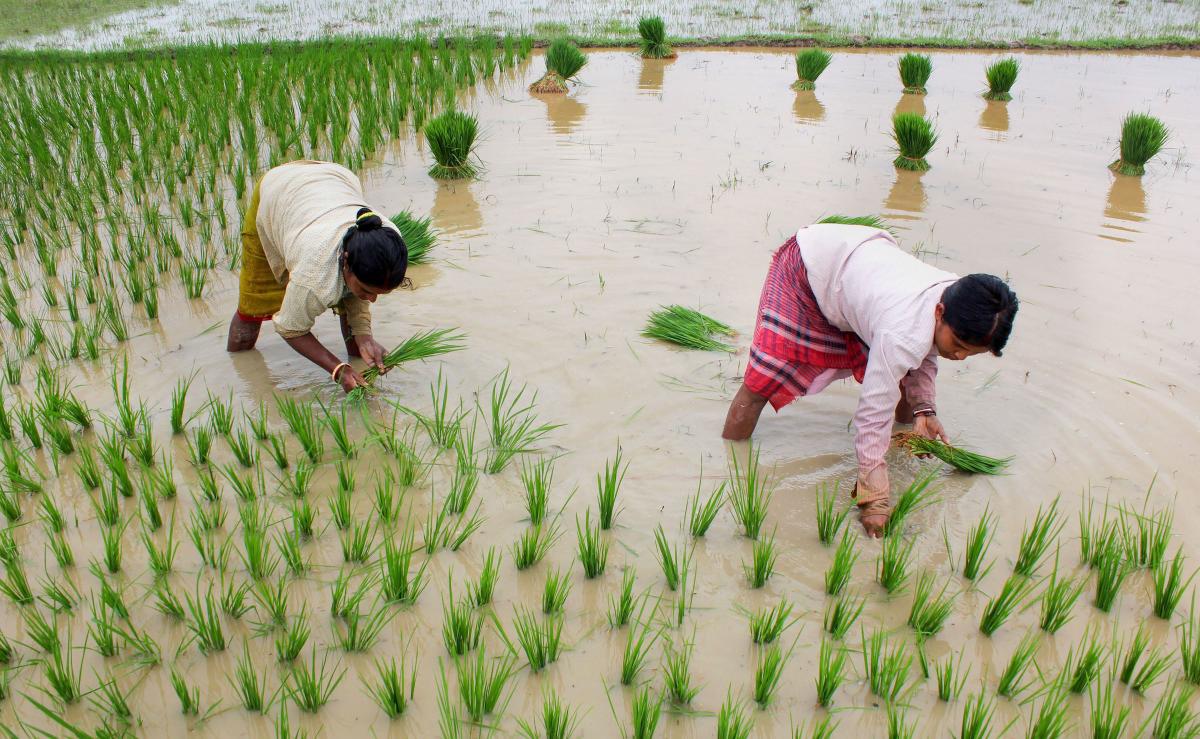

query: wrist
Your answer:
[331,362,352,383]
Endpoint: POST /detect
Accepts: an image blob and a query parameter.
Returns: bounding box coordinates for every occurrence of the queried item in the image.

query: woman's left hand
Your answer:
[356,335,388,373]
[913,414,949,445]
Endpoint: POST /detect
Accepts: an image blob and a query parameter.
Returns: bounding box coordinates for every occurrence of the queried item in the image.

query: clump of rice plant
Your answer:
[637,16,674,59]
[961,506,997,581]
[468,547,501,607]
[484,368,560,473]
[824,530,859,596]
[891,113,938,172]
[816,636,848,707]
[898,52,933,94]
[1093,533,1131,612]
[748,597,797,645]
[643,304,734,352]
[389,211,438,264]
[1028,681,1071,739]
[1110,112,1170,177]
[512,521,562,570]
[507,606,564,672]
[1122,500,1173,569]
[230,642,271,712]
[1039,555,1084,634]
[979,573,1036,636]
[171,667,201,715]
[517,686,582,739]
[792,49,832,91]
[1091,679,1131,739]
[996,629,1040,698]
[531,39,587,94]
[576,509,609,578]
[745,529,778,588]
[959,691,997,739]
[1179,600,1200,684]
[983,57,1020,101]
[897,433,1011,474]
[1154,548,1195,619]
[884,468,939,536]
[907,570,954,640]
[814,481,849,545]
[727,445,775,539]
[824,591,865,640]
[662,638,700,705]
[862,627,912,702]
[621,684,663,739]
[1014,497,1064,577]
[716,690,754,739]
[425,110,479,180]
[687,478,725,538]
[654,524,693,591]
[877,535,915,593]
[1065,627,1106,694]
[349,328,466,400]
[285,647,345,713]
[620,612,661,685]
[753,641,794,708]
[1150,679,1199,738]
[608,568,637,627]
[936,653,968,702]
[596,446,627,530]
[367,654,417,719]
[457,647,517,722]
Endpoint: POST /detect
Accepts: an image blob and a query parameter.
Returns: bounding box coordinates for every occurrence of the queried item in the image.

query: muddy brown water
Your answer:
[3,49,1200,736]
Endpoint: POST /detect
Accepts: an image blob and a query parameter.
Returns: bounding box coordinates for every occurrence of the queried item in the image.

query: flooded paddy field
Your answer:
[1,44,1199,737]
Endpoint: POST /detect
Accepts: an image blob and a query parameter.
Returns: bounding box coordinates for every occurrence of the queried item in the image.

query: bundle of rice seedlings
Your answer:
[817,213,896,235]
[898,53,933,95]
[348,328,466,401]
[1109,113,1170,177]
[530,39,587,94]
[637,16,674,59]
[643,305,734,352]
[389,211,438,264]
[891,113,938,172]
[792,49,832,91]
[425,110,479,180]
[983,58,1020,101]
[895,432,1011,474]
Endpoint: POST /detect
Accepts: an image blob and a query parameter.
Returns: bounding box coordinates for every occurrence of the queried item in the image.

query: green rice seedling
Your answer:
[351,329,466,400]
[898,434,1011,475]
[329,486,352,531]
[637,16,674,59]
[512,521,562,570]
[443,590,484,655]
[75,443,102,490]
[980,573,1036,636]
[435,660,463,739]
[276,609,311,663]
[0,560,32,605]
[621,612,661,685]
[1110,113,1170,177]
[887,704,918,738]
[983,57,1020,101]
[284,461,315,499]
[619,684,663,739]
[91,483,121,527]
[654,524,693,591]
[424,111,479,180]
[884,468,940,536]
[935,653,969,701]
[862,627,912,702]
[319,401,355,459]
[243,526,280,580]
[289,498,315,540]
[456,647,517,722]
[389,211,439,265]
[1038,553,1084,633]
[184,586,227,653]
[206,393,235,437]
[825,530,858,596]
[0,631,11,663]
[824,591,865,640]
[0,490,20,524]
[371,470,401,527]
[727,445,774,540]
[468,547,501,606]
[446,459,479,516]
[687,478,726,537]
[171,666,201,715]
[336,604,392,652]
[221,577,253,619]
[877,535,915,593]
[891,113,938,172]
[24,605,60,652]
[959,691,998,739]
[996,629,1040,698]
[1066,628,1106,694]
[43,419,74,456]
[521,456,554,525]
[43,631,84,703]
[14,405,41,449]
[959,506,997,582]
[91,673,135,722]
[247,400,270,441]
[276,397,323,464]
[38,575,80,612]
[231,642,271,713]
[716,690,754,739]
[367,653,418,718]
[1014,497,1064,577]
[153,582,186,620]
[100,521,127,573]
[898,52,933,94]
[907,570,954,640]
[1090,678,1131,739]
[1180,602,1200,684]
[139,483,162,531]
[0,530,14,566]
[483,368,559,473]
[542,565,573,614]
[816,636,848,707]
[49,530,74,568]
[577,510,609,578]
[379,528,428,605]
[340,521,375,564]
[793,48,833,91]
[1093,534,1131,612]
[798,715,839,739]
[187,424,214,466]
[227,428,258,468]
[254,577,290,628]
[1150,680,1200,739]
[597,446,627,530]
[1121,632,1172,694]
[608,567,637,627]
[745,529,779,588]
[268,432,289,469]
[748,597,797,644]
[662,638,700,705]
[507,605,565,671]
[815,481,849,545]
[643,305,735,352]
[286,647,345,713]
[277,529,309,575]
[531,38,588,93]
[89,599,121,657]
[1122,501,1173,569]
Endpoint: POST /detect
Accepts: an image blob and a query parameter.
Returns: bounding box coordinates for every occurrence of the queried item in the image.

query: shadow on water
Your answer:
[637,57,676,93]
[1100,173,1147,243]
[792,90,826,123]
[884,169,928,219]
[979,100,1010,134]
[894,92,927,118]
[431,180,483,236]
[533,91,588,135]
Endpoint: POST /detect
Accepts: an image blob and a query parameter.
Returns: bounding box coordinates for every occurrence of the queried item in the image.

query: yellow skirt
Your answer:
[236,178,287,321]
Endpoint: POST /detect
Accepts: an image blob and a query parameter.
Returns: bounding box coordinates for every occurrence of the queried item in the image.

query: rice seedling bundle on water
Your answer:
[898,52,933,94]
[531,39,588,94]
[983,57,1020,101]
[892,113,938,172]
[1110,112,1170,176]
[792,49,832,91]
[638,16,675,59]
[389,211,438,264]
[348,328,466,401]
[643,305,734,351]
[425,110,480,180]
[894,432,1011,474]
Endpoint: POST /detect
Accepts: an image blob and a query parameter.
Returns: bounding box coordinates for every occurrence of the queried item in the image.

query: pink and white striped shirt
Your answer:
[797,225,957,496]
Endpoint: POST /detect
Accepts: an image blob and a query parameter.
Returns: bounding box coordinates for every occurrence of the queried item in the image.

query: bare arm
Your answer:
[284,333,366,393]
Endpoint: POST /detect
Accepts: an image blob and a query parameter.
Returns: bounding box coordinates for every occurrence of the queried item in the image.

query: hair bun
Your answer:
[355,207,383,232]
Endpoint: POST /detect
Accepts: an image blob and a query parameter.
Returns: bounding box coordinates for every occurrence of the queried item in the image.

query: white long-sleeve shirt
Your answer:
[798,224,958,495]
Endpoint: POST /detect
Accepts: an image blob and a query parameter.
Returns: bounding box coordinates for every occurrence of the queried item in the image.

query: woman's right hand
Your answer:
[339,366,367,394]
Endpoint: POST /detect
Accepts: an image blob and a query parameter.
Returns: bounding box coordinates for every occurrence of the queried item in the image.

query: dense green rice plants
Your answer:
[1090,679,1131,739]
[716,690,754,739]
[891,113,938,172]
[389,211,439,264]
[576,510,609,578]
[1028,680,1072,739]
[898,434,1011,474]
[753,641,793,708]
[1093,533,1132,612]
[231,642,271,712]
[467,547,501,607]
[456,647,517,722]
[275,609,311,662]
[654,524,693,591]
[745,529,778,588]
[542,565,573,614]
[662,638,700,705]
[687,478,725,537]
[620,611,661,685]
[1119,623,1172,693]
[877,535,915,593]
[378,527,428,605]
[221,577,253,619]
[286,648,345,713]
[980,57,1021,102]
[1122,500,1173,569]
[637,16,674,59]
[643,305,734,352]
[425,111,479,180]
[506,606,564,672]
[484,368,560,473]
[1110,113,1170,177]
[443,590,484,655]
[898,52,933,94]
[608,567,637,627]
[959,691,998,739]
[1066,628,1106,694]
[907,570,954,640]
[351,328,466,399]
[884,468,940,536]
[171,666,201,715]
[1014,497,1064,577]
[824,591,865,639]
[887,704,918,738]
[254,577,290,628]
[340,521,375,564]
[336,604,392,652]
[531,39,588,93]
[512,521,562,570]
[825,530,859,596]
[727,445,774,539]
[862,627,912,702]
[935,653,969,701]
[748,597,797,645]
[1038,553,1084,633]
[961,506,997,581]
[815,481,849,545]
[617,684,663,739]
[153,582,186,620]
[184,586,227,654]
[1181,601,1200,684]
[366,653,417,718]
[1149,679,1200,739]
[597,446,627,530]
[793,49,833,91]
[517,686,582,739]
[980,573,1036,636]
[996,629,1040,698]
[521,456,554,525]
[275,397,323,463]
[815,636,848,707]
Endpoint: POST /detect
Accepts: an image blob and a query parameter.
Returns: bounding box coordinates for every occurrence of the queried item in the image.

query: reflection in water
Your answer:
[637,57,676,93]
[1104,174,1147,223]
[884,169,928,217]
[535,92,588,135]
[792,90,826,123]
[893,92,926,118]
[431,180,483,235]
[979,100,1010,133]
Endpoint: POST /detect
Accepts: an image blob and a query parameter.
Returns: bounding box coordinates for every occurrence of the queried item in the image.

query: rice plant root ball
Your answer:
[530,39,587,94]
[1109,112,1169,177]
[792,48,832,91]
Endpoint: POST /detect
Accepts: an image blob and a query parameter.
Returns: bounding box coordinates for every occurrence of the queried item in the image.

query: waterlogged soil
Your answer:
[3,49,1200,736]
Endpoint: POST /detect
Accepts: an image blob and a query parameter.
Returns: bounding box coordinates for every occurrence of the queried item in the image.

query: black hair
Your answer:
[342,207,409,290]
[941,274,1018,356]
